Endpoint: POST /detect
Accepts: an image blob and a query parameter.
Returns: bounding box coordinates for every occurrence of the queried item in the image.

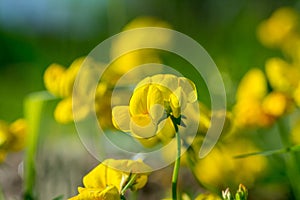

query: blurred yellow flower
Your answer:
[265,57,300,95]
[110,16,171,75]
[262,91,289,117]
[44,57,84,98]
[233,68,290,128]
[233,69,273,128]
[191,137,267,189]
[112,74,197,147]
[69,159,151,200]
[0,119,27,163]
[257,7,298,48]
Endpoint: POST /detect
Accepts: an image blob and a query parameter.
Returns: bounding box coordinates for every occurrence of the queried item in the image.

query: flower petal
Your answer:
[147,85,164,122]
[130,114,157,138]
[156,118,176,144]
[129,85,149,115]
[178,77,197,103]
[112,106,131,132]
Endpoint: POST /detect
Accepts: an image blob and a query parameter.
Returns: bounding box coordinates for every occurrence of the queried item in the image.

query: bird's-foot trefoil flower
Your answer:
[112,74,197,147]
[68,159,151,200]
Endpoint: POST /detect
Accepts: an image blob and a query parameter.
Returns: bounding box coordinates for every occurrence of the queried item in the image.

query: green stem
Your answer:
[120,174,137,195]
[0,184,5,200]
[172,130,181,200]
[277,117,300,200]
[24,91,56,199]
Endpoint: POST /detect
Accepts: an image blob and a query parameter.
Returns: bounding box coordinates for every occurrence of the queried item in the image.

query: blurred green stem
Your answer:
[0,184,4,200]
[24,92,55,200]
[172,130,181,200]
[277,117,300,199]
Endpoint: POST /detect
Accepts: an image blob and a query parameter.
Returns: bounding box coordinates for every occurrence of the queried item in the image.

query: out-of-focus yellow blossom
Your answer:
[44,57,84,98]
[112,74,197,147]
[195,193,222,200]
[44,57,87,124]
[0,119,27,163]
[8,119,27,151]
[233,69,273,128]
[69,159,151,200]
[262,92,290,117]
[257,7,298,48]
[265,57,300,95]
[109,16,171,75]
[54,97,74,124]
[233,69,290,128]
[191,137,267,189]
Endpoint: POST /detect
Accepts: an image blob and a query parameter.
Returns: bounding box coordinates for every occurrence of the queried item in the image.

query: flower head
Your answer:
[112,74,197,147]
[69,159,151,200]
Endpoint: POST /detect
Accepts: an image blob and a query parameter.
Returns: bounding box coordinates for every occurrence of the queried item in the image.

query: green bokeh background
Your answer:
[0,0,299,121]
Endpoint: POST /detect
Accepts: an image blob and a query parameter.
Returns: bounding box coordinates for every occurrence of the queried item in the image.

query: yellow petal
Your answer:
[112,106,130,132]
[236,69,267,101]
[131,174,148,191]
[129,85,149,115]
[54,97,74,124]
[152,74,178,94]
[8,118,27,151]
[0,121,9,148]
[265,57,300,94]
[170,87,186,118]
[69,185,120,200]
[83,161,123,191]
[257,7,298,47]
[135,135,159,147]
[156,118,176,144]
[43,63,66,97]
[103,159,152,174]
[178,77,197,103]
[262,92,288,117]
[130,114,157,138]
[147,85,164,121]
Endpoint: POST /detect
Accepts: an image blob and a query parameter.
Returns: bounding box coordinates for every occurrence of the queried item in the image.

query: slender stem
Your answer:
[277,117,300,200]
[120,174,137,195]
[172,130,181,200]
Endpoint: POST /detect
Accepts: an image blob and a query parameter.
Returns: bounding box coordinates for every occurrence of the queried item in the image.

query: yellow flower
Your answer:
[7,118,27,151]
[257,7,298,48]
[110,16,171,75]
[191,137,267,189]
[262,92,290,117]
[112,74,197,147]
[265,57,300,95]
[44,57,84,98]
[233,68,290,128]
[69,159,151,200]
[233,69,273,128]
[0,119,27,163]
[44,57,105,124]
